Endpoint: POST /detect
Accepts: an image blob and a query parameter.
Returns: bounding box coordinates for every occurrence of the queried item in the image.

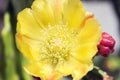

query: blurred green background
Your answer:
[0,0,120,80]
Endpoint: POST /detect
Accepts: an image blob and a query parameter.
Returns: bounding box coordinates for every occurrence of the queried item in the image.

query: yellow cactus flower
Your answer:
[16,0,101,80]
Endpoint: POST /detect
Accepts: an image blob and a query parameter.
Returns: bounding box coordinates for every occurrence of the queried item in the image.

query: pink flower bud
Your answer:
[97,32,115,57]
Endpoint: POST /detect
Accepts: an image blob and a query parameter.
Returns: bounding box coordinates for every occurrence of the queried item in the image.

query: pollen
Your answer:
[38,24,77,65]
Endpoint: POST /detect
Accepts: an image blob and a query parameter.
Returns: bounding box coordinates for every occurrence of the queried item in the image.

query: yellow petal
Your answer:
[32,0,86,27]
[55,59,73,76]
[55,56,93,80]
[71,15,101,62]
[16,33,34,61]
[77,14,101,44]
[63,0,86,30]
[25,62,62,80]
[31,0,55,25]
[46,71,62,80]
[72,42,98,63]
[68,57,93,80]
[16,33,42,61]
[17,8,42,40]
[31,0,66,25]
[24,63,42,77]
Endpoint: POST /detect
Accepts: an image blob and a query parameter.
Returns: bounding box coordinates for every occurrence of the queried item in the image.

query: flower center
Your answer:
[38,24,77,65]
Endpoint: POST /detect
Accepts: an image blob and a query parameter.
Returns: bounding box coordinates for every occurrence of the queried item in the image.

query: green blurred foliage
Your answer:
[0,0,34,80]
[1,12,34,80]
[2,12,20,80]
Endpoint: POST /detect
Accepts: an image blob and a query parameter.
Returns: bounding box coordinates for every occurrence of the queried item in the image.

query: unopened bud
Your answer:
[97,32,115,57]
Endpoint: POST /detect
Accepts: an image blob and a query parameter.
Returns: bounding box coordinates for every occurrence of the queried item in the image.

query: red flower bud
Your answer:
[97,32,115,57]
